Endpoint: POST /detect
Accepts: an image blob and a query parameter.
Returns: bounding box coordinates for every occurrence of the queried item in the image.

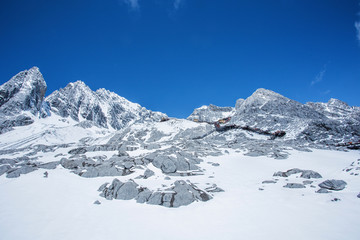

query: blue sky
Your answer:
[1,0,359,118]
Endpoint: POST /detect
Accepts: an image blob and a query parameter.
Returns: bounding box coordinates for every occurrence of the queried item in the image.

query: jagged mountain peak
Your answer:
[187,104,234,122]
[327,98,349,108]
[0,66,46,116]
[246,88,289,102]
[46,79,166,130]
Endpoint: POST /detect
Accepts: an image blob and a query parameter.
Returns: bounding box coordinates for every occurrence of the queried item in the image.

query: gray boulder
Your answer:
[147,192,163,205]
[68,147,87,155]
[318,179,347,191]
[143,169,155,179]
[115,180,139,200]
[38,161,59,169]
[136,188,152,203]
[316,188,331,193]
[100,179,139,201]
[153,155,177,173]
[300,170,322,179]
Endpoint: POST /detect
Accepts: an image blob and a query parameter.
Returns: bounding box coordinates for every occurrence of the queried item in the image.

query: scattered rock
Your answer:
[38,161,59,169]
[318,179,347,191]
[300,170,322,179]
[212,163,220,167]
[274,168,322,179]
[283,183,306,189]
[115,180,139,200]
[68,147,87,155]
[43,171,48,178]
[303,180,313,185]
[205,184,224,192]
[357,193,360,198]
[262,180,277,184]
[331,198,341,202]
[316,188,331,193]
[143,169,155,179]
[93,200,101,205]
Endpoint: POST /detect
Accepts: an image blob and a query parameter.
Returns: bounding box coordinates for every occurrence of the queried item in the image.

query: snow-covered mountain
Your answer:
[1,67,360,240]
[188,88,360,144]
[46,80,166,130]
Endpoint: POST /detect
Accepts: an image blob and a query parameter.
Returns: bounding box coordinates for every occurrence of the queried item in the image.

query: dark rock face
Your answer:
[0,67,47,133]
[318,179,347,191]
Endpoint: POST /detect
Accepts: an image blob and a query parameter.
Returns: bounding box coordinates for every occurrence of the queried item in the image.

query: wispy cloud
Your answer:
[174,0,183,10]
[121,0,139,11]
[322,89,331,95]
[355,21,360,43]
[311,66,326,86]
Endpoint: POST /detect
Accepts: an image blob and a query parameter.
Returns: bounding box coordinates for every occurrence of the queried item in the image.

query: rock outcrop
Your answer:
[99,179,212,208]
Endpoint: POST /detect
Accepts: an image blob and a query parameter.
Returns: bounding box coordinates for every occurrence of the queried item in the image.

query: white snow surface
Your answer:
[0,149,359,240]
[0,114,111,150]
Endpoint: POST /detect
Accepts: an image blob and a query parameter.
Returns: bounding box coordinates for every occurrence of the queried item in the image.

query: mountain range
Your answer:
[0,66,359,208]
[1,66,360,240]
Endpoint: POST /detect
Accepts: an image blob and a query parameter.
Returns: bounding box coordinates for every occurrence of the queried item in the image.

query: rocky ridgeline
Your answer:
[188,88,360,145]
[46,81,166,130]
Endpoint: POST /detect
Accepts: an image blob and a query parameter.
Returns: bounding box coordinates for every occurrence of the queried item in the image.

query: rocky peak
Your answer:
[327,98,350,109]
[0,66,47,116]
[187,104,234,122]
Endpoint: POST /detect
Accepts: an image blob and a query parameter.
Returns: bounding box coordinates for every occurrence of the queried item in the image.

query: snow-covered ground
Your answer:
[0,149,359,240]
